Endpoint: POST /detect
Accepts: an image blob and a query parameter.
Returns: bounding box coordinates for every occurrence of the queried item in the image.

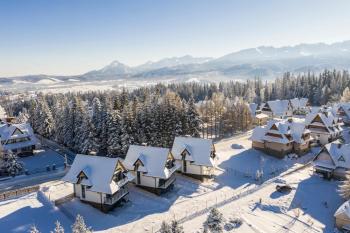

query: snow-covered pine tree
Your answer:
[71,215,92,233]
[80,117,99,155]
[120,107,134,156]
[17,108,29,123]
[186,96,201,137]
[3,151,23,177]
[51,221,64,233]
[159,221,171,233]
[106,110,122,156]
[203,208,223,233]
[29,225,40,233]
[35,97,55,138]
[62,104,74,148]
[71,97,87,152]
[170,220,184,233]
[341,87,350,102]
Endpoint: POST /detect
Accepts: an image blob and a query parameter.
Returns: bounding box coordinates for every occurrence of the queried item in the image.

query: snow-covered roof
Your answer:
[335,200,350,219]
[322,142,350,169]
[255,113,269,119]
[338,103,350,118]
[0,123,37,150]
[305,111,342,133]
[123,145,177,179]
[249,103,258,116]
[171,137,215,167]
[0,123,34,140]
[250,118,310,144]
[289,98,308,110]
[62,154,133,195]
[264,100,291,116]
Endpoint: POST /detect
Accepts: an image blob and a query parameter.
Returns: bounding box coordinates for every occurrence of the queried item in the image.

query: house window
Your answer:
[81,185,86,199]
[338,156,346,162]
[165,159,175,169]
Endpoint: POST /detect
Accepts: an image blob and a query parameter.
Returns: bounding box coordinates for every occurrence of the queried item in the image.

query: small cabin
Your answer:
[305,111,343,145]
[62,154,134,212]
[335,200,350,231]
[313,142,350,179]
[123,145,179,195]
[171,137,217,180]
[0,123,37,156]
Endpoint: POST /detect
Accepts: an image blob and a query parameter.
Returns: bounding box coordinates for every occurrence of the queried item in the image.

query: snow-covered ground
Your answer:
[0,133,343,232]
[20,148,65,173]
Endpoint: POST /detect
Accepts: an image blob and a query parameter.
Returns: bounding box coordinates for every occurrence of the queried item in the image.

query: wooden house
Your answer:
[62,154,134,212]
[123,145,179,194]
[250,118,312,158]
[171,137,217,180]
[0,123,37,156]
[305,110,343,145]
[335,200,350,231]
[313,141,350,179]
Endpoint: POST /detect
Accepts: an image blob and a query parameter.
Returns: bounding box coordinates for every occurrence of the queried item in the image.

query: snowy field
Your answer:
[0,133,343,232]
[19,148,65,173]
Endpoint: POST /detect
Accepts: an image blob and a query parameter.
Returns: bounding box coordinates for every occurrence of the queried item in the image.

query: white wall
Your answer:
[130,171,157,188]
[178,160,214,176]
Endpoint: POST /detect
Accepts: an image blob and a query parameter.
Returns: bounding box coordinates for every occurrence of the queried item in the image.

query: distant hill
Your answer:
[3,40,350,86]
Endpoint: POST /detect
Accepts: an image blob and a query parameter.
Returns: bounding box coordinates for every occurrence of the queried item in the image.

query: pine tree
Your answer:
[71,215,92,233]
[170,220,184,233]
[186,96,201,137]
[159,221,171,233]
[341,87,350,102]
[203,208,223,233]
[107,110,122,156]
[29,225,40,233]
[51,221,64,233]
[3,151,23,177]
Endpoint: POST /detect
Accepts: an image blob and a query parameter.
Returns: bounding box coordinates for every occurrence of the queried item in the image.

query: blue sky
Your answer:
[1,0,350,76]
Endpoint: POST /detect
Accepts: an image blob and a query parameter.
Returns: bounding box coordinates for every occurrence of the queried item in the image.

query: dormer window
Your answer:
[338,156,345,162]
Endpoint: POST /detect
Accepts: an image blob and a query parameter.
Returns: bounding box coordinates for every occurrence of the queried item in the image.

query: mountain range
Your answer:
[3,40,350,86]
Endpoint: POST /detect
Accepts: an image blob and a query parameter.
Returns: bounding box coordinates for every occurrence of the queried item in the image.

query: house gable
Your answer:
[311,114,324,124]
[12,128,24,136]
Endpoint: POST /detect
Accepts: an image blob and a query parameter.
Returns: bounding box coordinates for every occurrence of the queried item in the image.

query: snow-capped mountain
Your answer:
[134,55,213,72]
[3,40,350,87]
[84,60,132,77]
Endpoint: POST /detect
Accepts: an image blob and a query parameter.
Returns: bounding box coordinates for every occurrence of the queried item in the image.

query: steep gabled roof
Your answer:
[250,118,309,145]
[335,200,350,219]
[289,98,308,110]
[0,123,37,150]
[62,154,133,194]
[171,137,215,167]
[265,100,291,116]
[305,111,342,133]
[124,145,177,179]
[323,142,350,169]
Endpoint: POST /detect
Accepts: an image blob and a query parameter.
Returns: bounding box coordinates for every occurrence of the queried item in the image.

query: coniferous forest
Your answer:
[4,69,350,156]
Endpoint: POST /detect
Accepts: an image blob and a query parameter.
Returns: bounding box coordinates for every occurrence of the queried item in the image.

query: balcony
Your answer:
[104,187,128,205]
[158,175,176,189]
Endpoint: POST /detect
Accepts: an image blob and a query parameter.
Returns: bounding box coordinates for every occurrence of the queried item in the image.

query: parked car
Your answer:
[276,184,292,193]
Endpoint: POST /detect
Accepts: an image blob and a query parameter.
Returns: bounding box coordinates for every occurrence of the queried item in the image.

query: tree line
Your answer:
[5,69,350,155]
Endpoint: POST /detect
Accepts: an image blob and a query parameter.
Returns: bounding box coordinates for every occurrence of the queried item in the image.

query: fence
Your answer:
[0,185,39,201]
[152,162,312,233]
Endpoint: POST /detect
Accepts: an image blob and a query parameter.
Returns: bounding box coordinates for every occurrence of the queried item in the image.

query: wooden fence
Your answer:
[0,185,39,201]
